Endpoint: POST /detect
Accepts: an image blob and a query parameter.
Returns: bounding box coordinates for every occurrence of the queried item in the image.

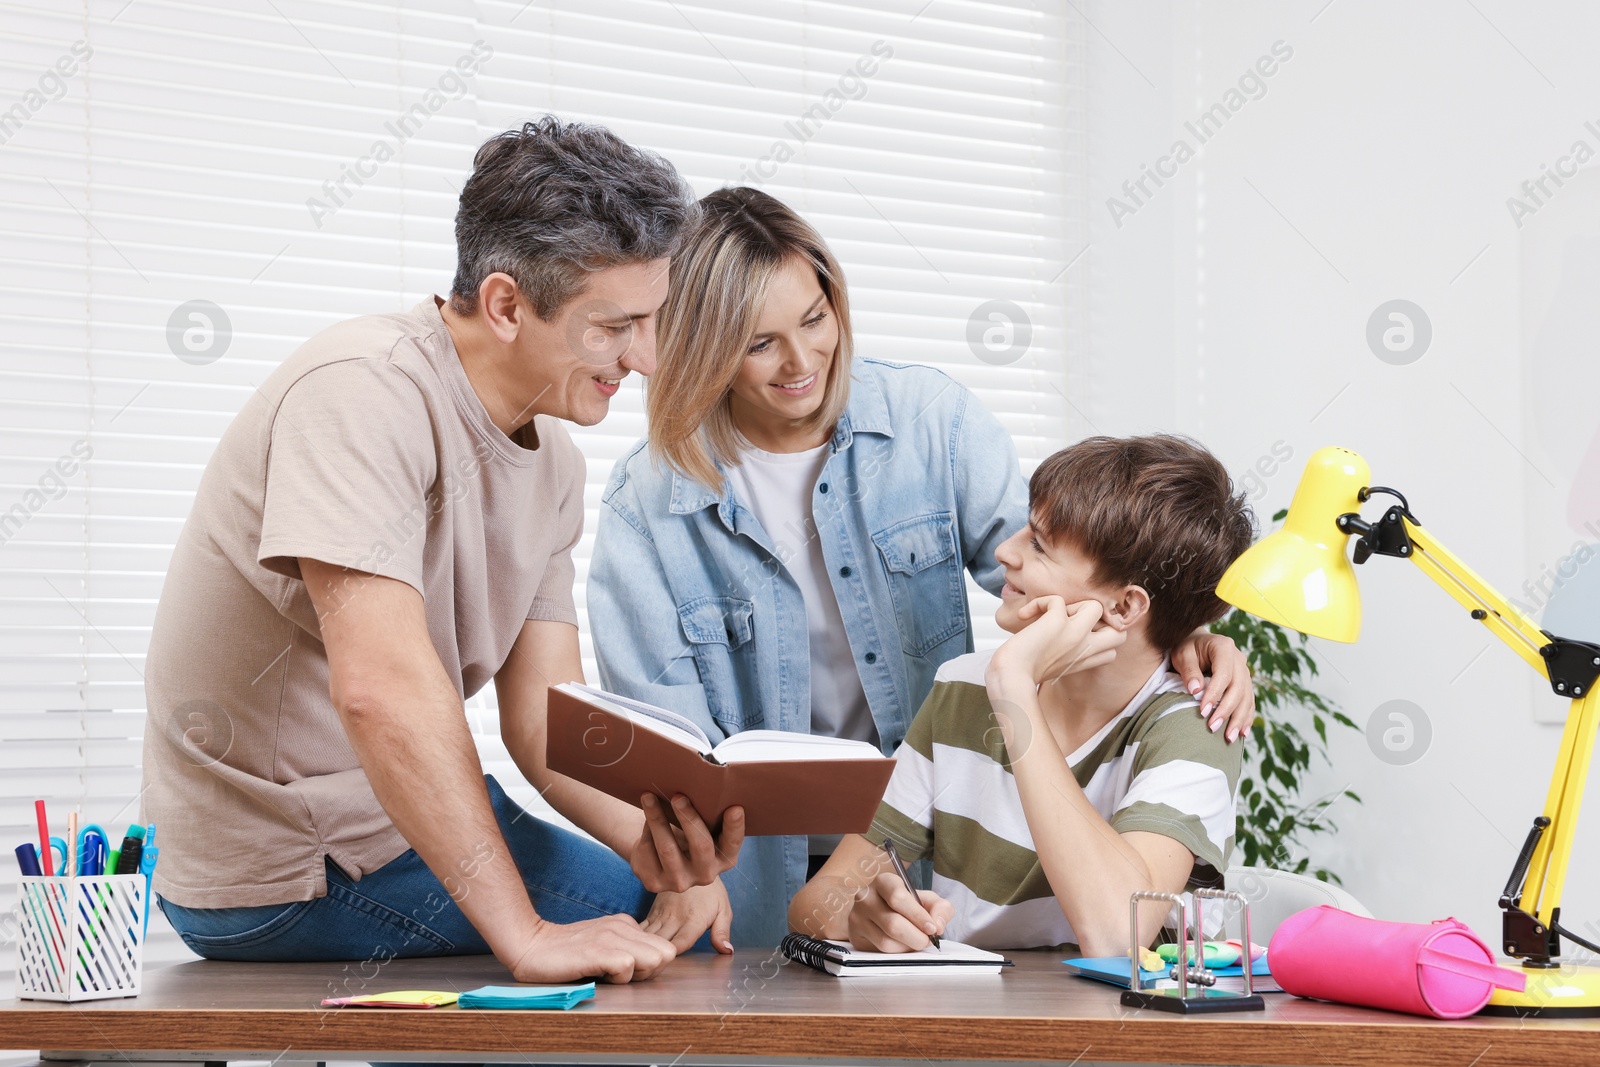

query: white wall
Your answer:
[1083,0,1600,944]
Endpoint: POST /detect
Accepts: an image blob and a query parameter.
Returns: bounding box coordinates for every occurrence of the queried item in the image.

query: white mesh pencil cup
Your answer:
[15,873,145,1001]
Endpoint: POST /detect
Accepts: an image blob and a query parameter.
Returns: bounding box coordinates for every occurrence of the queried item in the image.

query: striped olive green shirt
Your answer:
[869,652,1241,950]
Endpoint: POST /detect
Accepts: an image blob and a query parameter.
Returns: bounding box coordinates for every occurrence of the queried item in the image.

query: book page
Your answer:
[711,730,885,764]
[556,683,713,754]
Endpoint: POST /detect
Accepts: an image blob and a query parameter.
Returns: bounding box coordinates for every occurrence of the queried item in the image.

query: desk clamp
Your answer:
[1120,888,1266,1014]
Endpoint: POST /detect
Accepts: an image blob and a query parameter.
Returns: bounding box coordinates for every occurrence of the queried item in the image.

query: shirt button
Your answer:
[819,482,830,494]
[865,652,878,664]
[839,566,852,578]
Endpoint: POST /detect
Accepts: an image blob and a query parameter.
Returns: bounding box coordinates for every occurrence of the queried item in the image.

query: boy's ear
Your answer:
[1104,585,1151,632]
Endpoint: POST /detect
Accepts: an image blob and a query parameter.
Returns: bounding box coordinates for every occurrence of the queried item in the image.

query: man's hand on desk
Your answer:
[643,879,735,954]
[503,913,677,984]
[628,792,745,894]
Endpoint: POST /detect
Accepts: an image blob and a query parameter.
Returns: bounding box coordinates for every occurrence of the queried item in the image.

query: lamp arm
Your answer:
[1395,514,1600,965]
[1394,520,1554,679]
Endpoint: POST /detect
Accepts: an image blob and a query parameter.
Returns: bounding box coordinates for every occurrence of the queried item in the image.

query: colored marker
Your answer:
[113,824,145,875]
[15,843,42,877]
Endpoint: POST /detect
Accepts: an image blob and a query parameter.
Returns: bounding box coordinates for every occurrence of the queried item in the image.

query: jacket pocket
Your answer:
[677,596,755,735]
[871,511,965,657]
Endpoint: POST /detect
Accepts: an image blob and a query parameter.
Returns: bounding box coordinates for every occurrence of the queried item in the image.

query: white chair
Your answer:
[1223,865,1372,943]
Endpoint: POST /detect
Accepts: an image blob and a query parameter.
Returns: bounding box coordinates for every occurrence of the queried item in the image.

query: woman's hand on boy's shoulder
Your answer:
[1171,631,1257,743]
[847,873,954,953]
[987,596,1124,690]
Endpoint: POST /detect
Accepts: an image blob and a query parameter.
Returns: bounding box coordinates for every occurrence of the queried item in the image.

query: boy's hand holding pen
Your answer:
[844,838,955,954]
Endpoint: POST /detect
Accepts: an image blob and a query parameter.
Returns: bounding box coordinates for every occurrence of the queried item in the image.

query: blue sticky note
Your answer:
[457,982,596,1010]
[1063,955,1270,990]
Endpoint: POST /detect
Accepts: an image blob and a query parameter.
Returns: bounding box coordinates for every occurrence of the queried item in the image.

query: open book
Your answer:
[781,933,1013,977]
[546,683,896,837]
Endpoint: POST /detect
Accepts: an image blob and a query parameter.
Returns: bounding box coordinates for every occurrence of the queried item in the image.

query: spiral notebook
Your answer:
[781,933,1012,977]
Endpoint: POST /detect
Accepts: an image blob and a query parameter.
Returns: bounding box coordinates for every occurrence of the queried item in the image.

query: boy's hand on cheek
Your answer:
[989,596,1125,689]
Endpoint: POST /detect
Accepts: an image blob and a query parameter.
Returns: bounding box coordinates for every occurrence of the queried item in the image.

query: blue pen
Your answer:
[78,832,104,876]
[77,824,109,870]
[15,843,42,877]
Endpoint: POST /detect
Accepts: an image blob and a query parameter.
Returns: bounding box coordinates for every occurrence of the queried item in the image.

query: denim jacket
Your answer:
[588,359,1029,946]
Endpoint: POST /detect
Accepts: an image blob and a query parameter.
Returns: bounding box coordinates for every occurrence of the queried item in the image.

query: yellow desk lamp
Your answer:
[1217,446,1600,1017]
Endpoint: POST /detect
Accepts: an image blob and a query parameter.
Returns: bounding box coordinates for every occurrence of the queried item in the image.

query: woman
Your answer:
[587,187,1255,949]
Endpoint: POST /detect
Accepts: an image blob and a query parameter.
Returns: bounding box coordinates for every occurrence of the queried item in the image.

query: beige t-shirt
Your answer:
[143,298,585,908]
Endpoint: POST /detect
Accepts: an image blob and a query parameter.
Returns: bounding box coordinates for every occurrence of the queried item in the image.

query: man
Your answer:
[143,117,740,984]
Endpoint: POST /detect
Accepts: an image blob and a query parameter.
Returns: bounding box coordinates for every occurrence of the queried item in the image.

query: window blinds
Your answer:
[0,0,1071,979]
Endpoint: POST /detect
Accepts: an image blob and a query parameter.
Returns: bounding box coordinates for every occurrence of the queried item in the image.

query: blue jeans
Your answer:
[158,775,654,965]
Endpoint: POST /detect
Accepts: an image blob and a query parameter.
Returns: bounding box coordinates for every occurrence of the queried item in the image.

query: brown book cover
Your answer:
[546,684,896,837]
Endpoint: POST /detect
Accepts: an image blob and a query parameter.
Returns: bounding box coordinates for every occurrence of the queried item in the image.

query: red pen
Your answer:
[35,800,53,876]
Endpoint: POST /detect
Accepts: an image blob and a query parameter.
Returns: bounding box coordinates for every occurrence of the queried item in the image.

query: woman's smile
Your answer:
[770,371,818,397]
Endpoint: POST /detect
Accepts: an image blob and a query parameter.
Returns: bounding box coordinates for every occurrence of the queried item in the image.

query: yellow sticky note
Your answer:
[323,990,460,1008]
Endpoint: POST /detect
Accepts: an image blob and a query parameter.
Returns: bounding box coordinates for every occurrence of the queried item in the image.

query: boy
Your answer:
[789,435,1255,955]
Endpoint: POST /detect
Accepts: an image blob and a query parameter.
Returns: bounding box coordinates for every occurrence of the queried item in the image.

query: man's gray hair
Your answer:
[449,116,698,320]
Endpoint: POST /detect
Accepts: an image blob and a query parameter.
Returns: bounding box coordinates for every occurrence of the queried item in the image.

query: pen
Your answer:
[80,831,104,876]
[67,811,78,878]
[881,837,939,950]
[35,800,53,876]
[77,823,109,869]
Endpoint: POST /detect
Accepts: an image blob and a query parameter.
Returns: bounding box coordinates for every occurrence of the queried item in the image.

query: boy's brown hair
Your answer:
[1029,434,1255,652]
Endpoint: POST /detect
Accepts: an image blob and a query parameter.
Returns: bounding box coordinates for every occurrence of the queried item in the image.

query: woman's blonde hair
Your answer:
[648,187,853,488]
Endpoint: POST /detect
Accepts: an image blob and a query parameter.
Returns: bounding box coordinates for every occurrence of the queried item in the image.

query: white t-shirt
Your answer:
[727,441,879,853]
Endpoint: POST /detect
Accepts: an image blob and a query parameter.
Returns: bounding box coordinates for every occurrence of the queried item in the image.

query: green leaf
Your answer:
[1229,606,1361,884]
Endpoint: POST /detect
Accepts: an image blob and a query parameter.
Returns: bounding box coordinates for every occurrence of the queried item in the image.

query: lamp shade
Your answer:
[1216,447,1369,643]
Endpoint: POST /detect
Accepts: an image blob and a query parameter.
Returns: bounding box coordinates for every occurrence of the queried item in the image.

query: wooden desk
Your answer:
[1,951,1595,1067]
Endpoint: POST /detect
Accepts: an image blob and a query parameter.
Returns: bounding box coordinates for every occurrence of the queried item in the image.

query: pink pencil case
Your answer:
[1268,906,1526,1018]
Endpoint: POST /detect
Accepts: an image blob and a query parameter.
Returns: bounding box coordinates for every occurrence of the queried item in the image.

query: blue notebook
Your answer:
[1063,955,1272,990]
[457,982,597,1009]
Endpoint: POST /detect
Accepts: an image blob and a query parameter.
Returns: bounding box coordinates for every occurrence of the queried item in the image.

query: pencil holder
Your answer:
[14,874,145,1001]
